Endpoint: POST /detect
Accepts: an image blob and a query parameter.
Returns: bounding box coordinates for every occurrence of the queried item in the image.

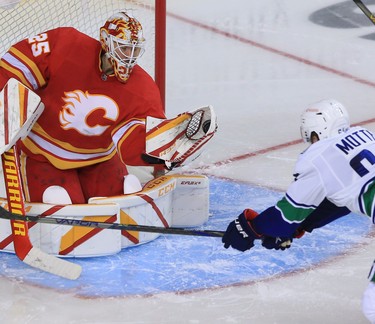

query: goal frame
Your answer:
[155,0,166,109]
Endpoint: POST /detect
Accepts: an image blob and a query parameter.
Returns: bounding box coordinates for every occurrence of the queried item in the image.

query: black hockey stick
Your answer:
[354,0,375,25]
[0,206,225,238]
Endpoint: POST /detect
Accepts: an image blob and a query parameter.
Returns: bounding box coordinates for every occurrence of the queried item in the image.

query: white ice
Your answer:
[1,0,375,323]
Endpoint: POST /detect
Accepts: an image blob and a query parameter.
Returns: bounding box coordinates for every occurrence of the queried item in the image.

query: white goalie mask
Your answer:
[100,12,145,83]
[300,99,350,143]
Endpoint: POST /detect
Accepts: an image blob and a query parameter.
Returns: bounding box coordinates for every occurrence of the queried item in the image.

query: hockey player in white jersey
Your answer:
[222,99,356,251]
[221,98,375,321]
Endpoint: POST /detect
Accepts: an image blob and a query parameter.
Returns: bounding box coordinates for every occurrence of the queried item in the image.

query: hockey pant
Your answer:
[22,154,128,203]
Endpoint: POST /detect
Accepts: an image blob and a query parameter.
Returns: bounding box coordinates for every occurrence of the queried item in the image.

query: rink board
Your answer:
[0,177,371,297]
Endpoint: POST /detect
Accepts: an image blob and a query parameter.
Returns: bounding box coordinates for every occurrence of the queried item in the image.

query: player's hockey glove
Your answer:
[261,236,292,250]
[222,209,262,252]
[261,226,306,250]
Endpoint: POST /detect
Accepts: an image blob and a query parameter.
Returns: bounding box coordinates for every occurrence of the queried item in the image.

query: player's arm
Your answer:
[0,28,56,90]
[297,198,350,233]
[222,203,310,253]
[113,106,218,170]
[222,197,350,252]
[222,161,326,251]
[253,164,328,238]
[112,117,151,167]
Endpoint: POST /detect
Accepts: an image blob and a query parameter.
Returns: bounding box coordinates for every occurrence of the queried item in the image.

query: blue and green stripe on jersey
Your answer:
[359,176,375,221]
[276,194,317,223]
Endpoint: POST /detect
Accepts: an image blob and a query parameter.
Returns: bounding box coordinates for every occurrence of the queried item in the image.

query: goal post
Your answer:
[0,0,166,108]
[155,0,166,109]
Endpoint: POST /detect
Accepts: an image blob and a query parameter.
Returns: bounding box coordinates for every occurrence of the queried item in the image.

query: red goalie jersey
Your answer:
[0,27,165,170]
[0,27,165,202]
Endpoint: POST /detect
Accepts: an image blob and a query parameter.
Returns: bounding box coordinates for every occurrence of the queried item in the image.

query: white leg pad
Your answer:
[0,174,209,254]
[90,174,209,248]
[39,186,73,254]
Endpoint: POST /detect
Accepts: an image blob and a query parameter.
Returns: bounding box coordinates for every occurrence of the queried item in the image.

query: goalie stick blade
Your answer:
[23,247,82,280]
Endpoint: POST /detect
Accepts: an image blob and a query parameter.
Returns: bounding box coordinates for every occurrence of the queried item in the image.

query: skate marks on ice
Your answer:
[0,177,371,298]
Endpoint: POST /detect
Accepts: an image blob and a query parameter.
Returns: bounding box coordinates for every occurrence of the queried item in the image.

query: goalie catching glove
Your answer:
[222,209,293,252]
[142,105,217,170]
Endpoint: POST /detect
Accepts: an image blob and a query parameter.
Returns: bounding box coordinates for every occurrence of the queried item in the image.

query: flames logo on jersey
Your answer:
[59,90,119,136]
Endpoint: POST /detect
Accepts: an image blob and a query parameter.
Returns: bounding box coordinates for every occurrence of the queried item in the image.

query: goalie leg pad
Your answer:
[89,174,210,248]
[25,186,121,257]
[37,186,73,255]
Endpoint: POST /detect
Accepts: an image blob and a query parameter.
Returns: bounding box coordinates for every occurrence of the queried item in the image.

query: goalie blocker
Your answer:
[143,105,217,170]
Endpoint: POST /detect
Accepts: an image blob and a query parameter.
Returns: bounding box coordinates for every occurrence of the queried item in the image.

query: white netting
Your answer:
[0,0,156,76]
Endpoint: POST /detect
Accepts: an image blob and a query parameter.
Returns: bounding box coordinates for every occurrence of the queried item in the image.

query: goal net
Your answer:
[0,0,164,83]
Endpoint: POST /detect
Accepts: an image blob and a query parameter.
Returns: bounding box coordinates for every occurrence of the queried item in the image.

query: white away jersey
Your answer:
[284,126,375,223]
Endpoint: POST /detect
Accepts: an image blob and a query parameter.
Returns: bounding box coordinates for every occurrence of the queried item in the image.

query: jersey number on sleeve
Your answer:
[28,33,50,57]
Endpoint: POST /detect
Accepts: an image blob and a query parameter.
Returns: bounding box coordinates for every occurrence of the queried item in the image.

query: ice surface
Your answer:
[0,179,370,300]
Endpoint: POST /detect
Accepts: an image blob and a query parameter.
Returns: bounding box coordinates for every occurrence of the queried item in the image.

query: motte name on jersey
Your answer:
[335,129,375,155]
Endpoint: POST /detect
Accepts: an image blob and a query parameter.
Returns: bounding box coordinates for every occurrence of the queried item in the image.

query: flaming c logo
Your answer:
[59,90,119,136]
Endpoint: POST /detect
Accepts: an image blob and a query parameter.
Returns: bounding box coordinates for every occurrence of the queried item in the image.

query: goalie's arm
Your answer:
[112,120,185,170]
[0,28,57,90]
[112,119,166,168]
[113,106,217,170]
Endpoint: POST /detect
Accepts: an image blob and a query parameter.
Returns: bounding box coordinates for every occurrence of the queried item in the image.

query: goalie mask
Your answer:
[100,12,145,83]
[300,99,350,143]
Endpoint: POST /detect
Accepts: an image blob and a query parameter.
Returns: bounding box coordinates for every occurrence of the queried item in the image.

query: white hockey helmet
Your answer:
[100,12,145,83]
[300,99,350,143]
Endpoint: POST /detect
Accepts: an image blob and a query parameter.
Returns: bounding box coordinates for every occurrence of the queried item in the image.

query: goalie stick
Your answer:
[0,206,225,238]
[353,0,375,25]
[0,79,81,279]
